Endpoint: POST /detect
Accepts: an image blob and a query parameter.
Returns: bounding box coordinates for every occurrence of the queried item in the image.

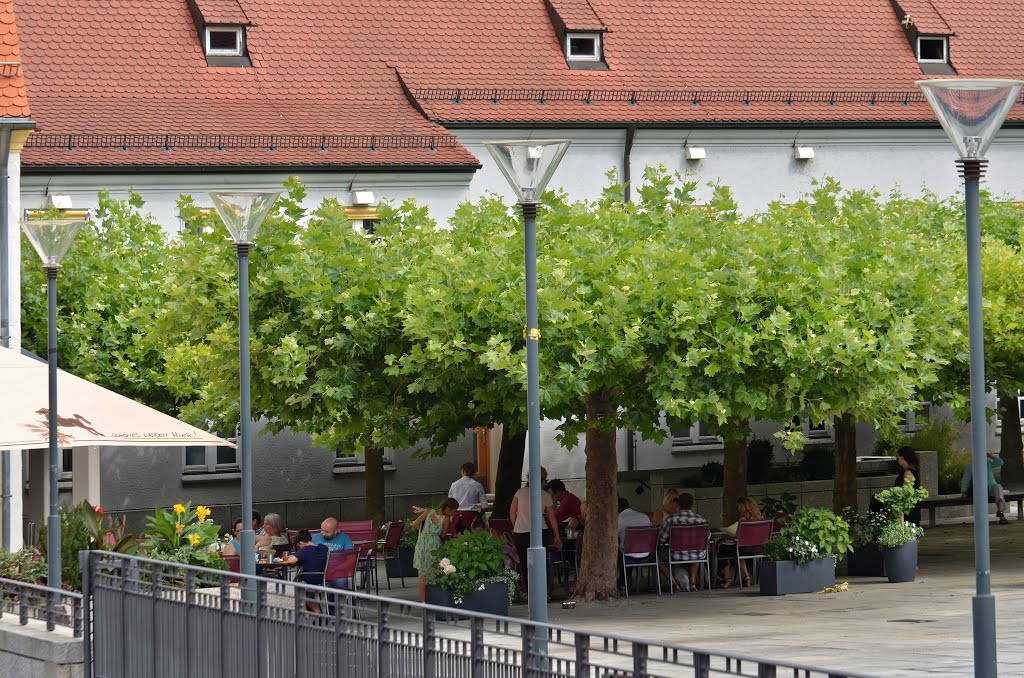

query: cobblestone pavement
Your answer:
[383,517,1024,676]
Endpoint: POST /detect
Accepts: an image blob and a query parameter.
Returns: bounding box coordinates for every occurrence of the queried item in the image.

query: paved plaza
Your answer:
[385,518,1024,677]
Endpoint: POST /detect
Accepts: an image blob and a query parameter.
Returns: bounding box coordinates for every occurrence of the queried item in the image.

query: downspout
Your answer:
[0,124,13,551]
[622,125,637,472]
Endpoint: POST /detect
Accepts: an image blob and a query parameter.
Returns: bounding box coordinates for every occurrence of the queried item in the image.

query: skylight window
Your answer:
[917,36,948,63]
[206,26,244,57]
[566,33,601,62]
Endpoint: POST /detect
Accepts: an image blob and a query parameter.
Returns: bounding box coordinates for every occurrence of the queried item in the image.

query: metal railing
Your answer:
[0,576,82,635]
[81,551,872,678]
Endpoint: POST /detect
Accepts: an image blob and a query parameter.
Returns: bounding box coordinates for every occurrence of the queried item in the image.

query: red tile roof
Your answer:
[892,0,951,35]
[547,0,604,30]
[192,0,249,25]
[12,0,1024,169]
[0,0,29,118]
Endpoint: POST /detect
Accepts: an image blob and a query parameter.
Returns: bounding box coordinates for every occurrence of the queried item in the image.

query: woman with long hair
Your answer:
[718,497,764,588]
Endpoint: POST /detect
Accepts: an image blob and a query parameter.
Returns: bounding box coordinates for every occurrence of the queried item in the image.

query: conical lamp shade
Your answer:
[209,190,282,244]
[20,219,86,268]
[917,79,1024,159]
[483,140,571,202]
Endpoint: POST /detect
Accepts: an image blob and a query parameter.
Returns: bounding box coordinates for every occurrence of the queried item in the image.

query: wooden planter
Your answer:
[759,557,836,596]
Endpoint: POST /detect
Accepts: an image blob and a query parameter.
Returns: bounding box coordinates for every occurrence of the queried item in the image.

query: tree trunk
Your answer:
[998,388,1024,483]
[365,446,386,526]
[491,430,526,519]
[575,391,619,601]
[721,421,749,525]
[833,412,858,514]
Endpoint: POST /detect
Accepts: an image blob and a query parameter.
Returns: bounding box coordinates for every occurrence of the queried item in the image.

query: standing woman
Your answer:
[895,446,923,526]
[411,498,459,602]
[509,467,562,600]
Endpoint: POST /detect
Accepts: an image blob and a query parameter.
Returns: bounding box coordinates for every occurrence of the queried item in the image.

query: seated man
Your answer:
[314,517,355,551]
[616,497,653,592]
[548,479,582,524]
[962,453,1009,525]
[657,494,707,591]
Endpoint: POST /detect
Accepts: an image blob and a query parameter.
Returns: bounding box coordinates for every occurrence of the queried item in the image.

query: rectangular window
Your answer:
[898,402,932,432]
[60,448,72,480]
[917,36,948,63]
[794,416,834,443]
[670,418,723,449]
[206,27,244,57]
[566,33,601,62]
[183,439,239,474]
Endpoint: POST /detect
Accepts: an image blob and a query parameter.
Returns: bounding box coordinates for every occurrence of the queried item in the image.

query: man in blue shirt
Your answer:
[962,453,1009,525]
[314,517,354,551]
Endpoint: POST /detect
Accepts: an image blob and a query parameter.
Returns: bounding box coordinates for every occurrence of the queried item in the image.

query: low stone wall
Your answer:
[0,618,83,678]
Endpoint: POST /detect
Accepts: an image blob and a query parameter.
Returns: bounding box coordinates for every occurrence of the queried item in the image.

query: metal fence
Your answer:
[0,575,82,634]
[81,551,871,678]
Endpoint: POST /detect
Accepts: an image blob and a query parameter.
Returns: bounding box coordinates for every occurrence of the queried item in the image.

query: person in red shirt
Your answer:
[547,479,582,524]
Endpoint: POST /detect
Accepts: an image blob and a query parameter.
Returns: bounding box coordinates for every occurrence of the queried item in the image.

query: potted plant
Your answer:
[760,492,798,526]
[384,522,419,579]
[424,530,518,617]
[842,510,890,577]
[759,507,851,596]
[873,477,928,583]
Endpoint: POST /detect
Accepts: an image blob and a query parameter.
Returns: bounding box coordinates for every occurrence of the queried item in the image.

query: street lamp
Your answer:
[483,140,570,625]
[209,190,280,588]
[918,78,1024,678]
[20,217,86,590]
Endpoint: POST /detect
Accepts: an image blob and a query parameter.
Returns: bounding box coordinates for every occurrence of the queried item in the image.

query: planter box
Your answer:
[425,582,510,619]
[759,557,836,596]
[882,540,917,583]
[385,547,418,579]
[846,544,885,577]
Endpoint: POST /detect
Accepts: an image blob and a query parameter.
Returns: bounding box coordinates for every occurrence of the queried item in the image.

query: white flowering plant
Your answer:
[765,507,852,564]
[431,530,519,605]
[878,520,924,548]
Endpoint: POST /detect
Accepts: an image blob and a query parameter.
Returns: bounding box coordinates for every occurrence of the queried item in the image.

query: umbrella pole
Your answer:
[46,268,60,590]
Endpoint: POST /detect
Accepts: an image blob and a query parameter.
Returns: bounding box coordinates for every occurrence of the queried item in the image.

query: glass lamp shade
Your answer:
[20,218,86,268]
[483,140,571,202]
[209,190,282,244]
[917,79,1024,159]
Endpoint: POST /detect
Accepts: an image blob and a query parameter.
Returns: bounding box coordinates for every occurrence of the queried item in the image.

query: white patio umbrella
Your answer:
[0,347,233,448]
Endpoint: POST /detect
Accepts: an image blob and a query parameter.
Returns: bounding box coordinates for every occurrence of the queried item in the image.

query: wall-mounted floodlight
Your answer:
[684,145,706,161]
[793,145,815,160]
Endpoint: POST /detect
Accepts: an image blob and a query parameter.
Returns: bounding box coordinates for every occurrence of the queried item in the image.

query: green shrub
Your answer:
[143,502,225,570]
[39,503,93,590]
[0,548,47,584]
[777,507,852,563]
[874,476,929,520]
[907,419,968,495]
[878,521,923,547]
[798,447,835,481]
[747,436,774,485]
[842,509,891,549]
[871,430,903,457]
[760,492,798,516]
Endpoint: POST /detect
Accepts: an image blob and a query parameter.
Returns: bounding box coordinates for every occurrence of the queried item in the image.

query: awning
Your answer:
[0,346,233,448]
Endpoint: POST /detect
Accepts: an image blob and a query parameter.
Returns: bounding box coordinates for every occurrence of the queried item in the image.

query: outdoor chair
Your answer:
[224,554,240,585]
[770,512,789,536]
[621,526,661,597]
[667,523,711,592]
[373,520,406,589]
[302,548,359,618]
[733,519,773,590]
[348,530,379,592]
[286,528,321,548]
[489,517,514,540]
[339,520,373,533]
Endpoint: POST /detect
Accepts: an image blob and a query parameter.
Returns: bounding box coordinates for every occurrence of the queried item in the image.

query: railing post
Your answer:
[152,563,162,678]
[757,663,777,678]
[574,633,590,678]
[693,652,710,678]
[376,600,390,678]
[294,585,305,677]
[633,641,649,677]
[256,578,267,678]
[185,569,195,677]
[18,582,27,625]
[334,591,345,678]
[422,609,436,678]
[80,552,92,678]
[522,622,536,678]
[470,616,485,678]
[220,572,230,678]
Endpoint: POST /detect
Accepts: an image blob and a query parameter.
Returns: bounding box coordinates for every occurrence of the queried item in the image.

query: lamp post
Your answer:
[20,217,86,589]
[918,78,1024,678]
[209,190,281,590]
[483,140,570,626]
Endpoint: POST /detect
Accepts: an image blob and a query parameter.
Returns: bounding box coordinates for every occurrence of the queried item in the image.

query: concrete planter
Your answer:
[425,582,510,619]
[759,557,836,596]
[385,547,418,578]
[882,540,918,583]
[846,544,885,577]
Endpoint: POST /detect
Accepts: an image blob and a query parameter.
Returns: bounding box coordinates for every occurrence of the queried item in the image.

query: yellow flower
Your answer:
[173,503,186,515]
[175,522,184,535]
[187,533,201,546]
[196,505,211,521]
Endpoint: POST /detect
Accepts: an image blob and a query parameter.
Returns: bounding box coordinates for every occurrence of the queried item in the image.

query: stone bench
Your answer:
[921,492,1024,528]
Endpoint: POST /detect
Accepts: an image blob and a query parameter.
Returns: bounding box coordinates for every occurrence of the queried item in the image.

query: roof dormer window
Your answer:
[206,26,244,57]
[566,32,601,62]
[917,36,948,63]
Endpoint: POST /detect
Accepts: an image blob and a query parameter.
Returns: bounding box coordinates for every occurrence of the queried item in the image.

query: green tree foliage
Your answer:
[21,191,177,413]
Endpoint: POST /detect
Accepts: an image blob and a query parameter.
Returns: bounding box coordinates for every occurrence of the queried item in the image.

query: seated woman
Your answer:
[221,517,243,557]
[717,497,764,588]
[255,513,289,552]
[651,489,680,528]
